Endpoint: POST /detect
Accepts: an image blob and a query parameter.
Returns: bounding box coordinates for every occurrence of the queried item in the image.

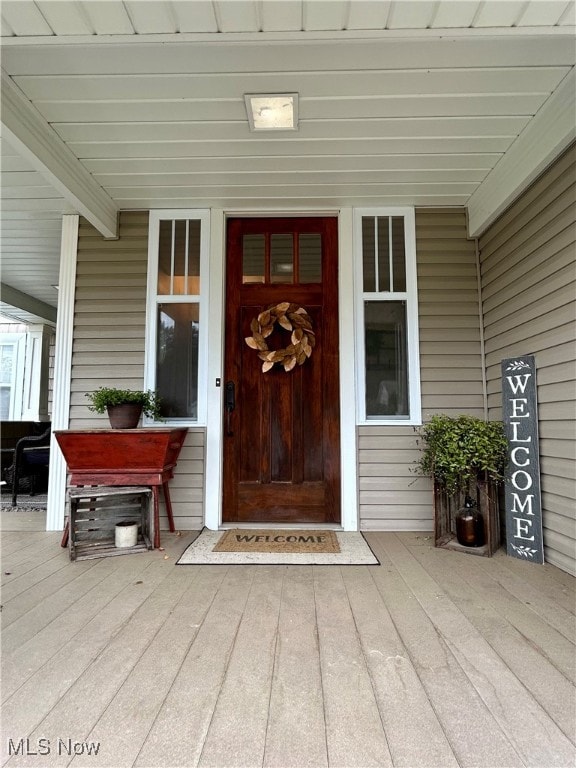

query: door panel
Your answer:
[223,217,340,524]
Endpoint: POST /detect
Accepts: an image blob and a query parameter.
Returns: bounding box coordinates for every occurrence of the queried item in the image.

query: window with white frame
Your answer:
[355,208,421,424]
[145,211,209,424]
[0,334,25,420]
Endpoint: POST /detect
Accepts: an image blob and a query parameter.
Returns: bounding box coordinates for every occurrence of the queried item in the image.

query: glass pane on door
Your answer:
[299,233,322,283]
[242,234,265,283]
[271,234,293,283]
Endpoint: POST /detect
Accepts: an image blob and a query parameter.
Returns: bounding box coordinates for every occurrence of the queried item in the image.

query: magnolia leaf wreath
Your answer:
[245,302,315,372]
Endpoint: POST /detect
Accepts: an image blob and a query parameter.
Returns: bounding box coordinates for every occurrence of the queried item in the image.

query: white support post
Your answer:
[46,215,78,531]
[338,208,359,531]
[204,209,225,530]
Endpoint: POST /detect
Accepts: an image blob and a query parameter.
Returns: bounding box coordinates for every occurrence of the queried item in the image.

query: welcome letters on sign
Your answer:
[501,356,544,563]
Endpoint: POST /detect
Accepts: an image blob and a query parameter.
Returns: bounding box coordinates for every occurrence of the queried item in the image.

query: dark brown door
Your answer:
[223,217,340,523]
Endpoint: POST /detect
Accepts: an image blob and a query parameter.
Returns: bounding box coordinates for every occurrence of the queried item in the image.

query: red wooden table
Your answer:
[55,428,188,549]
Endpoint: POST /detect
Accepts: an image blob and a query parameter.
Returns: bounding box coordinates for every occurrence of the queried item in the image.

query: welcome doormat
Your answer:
[214,529,340,553]
[177,528,379,566]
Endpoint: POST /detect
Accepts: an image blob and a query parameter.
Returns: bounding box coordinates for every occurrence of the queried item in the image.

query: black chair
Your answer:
[5,425,51,506]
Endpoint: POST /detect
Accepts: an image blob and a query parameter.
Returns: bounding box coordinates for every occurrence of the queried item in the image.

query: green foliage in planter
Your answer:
[414,414,508,495]
[86,387,163,421]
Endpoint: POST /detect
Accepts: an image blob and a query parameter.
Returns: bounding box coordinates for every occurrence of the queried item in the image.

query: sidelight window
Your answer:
[355,209,421,424]
[145,211,209,424]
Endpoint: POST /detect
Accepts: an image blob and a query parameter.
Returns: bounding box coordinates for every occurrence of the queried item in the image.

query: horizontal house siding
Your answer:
[68,211,204,531]
[479,144,576,575]
[359,208,485,530]
[358,427,431,531]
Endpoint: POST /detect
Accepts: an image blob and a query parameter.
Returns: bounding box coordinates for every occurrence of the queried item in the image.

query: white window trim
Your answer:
[204,209,225,530]
[338,208,358,530]
[0,333,25,419]
[354,207,422,426]
[145,209,211,426]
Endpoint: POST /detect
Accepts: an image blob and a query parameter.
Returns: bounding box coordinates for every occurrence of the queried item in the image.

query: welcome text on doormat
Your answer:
[213,529,341,553]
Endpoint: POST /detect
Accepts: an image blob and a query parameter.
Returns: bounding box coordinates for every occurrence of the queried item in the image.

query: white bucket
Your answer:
[115,521,139,548]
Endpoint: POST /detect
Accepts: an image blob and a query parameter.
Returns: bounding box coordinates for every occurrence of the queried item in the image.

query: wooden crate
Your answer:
[434,476,501,557]
[68,486,153,561]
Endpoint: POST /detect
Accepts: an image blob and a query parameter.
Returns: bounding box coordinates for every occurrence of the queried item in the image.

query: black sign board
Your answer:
[501,356,544,563]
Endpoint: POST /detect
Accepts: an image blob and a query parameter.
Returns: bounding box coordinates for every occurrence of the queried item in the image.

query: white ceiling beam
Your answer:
[467,68,576,238]
[0,69,118,238]
[1,283,57,323]
[1,25,575,46]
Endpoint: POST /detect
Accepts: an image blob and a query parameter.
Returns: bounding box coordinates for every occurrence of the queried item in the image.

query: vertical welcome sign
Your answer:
[501,356,544,563]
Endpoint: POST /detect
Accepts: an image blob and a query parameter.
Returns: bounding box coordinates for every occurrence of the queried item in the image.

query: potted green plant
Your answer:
[414,414,508,554]
[86,387,163,429]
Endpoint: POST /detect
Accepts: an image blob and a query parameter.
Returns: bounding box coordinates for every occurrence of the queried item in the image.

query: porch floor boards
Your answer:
[1,519,574,768]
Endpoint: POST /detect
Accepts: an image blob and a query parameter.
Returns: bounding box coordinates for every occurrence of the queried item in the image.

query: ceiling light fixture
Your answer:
[245,93,299,131]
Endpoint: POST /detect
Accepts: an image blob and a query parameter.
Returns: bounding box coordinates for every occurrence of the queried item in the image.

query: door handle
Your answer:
[225,381,235,436]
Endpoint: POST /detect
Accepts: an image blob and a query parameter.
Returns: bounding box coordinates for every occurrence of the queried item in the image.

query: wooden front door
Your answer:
[223,217,340,523]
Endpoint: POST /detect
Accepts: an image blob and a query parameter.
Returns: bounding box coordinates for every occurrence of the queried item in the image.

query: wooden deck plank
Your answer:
[313,565,393,768]
[134,566,256,768]
[0,526,574,768]
[341,565,459,767]
[1,554,96,625]
[0,530,51,556]
[264,566,328,768]
[69,566,227,768]
[13,564,216,768]
[1,533,61,568]
[473,552,576,638]
[1,554,165,701]
[379,533,576,768]
[428,546,576,683]
[0,531,33,543]
[0,507,47,533]
[1,546,71,592]
[500,549,576,587]
[495,549,576,604]
[2,543,70,591]
[5,566,195,767]
[368,533,525,768]
[197,566,285,768]
[0,556,175,761]
[397,532,576,617]
[1,555,127,658]
[407,540,576,744]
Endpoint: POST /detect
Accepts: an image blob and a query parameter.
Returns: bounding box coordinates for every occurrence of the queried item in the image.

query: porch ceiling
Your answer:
[1,0,575,322]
